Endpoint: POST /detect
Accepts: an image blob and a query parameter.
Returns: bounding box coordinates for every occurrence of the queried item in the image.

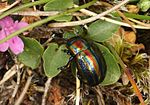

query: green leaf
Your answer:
[63,32,76,39]
[87,20,120,42]
[54,15,72,22]
[129,0,140,3]
[73,26,84,35]
[95,43,121,85]
[22,0,30,4]
[73,0,79,4]
[138,0,150,12]
[43,43,70,78]
[18,37,44,69]
[44,0,73,11]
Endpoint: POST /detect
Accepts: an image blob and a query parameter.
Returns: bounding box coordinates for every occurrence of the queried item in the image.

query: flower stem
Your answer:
[0,0,97,44]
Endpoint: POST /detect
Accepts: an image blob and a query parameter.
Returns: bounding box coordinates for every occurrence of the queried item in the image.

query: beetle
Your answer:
[65,36,107,86]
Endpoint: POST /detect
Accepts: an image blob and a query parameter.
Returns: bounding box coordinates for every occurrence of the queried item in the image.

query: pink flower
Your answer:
[0,16,28,55]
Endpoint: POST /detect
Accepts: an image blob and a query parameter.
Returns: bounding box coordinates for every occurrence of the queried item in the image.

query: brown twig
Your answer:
[124,68,145,105]
[148,56,150,102]
[32,0,37,11]
[0,64,24,85]
[42,78,52,105]
[0,10,85,17]
[48,4,150,29]
[115,10,136,33]
[48,0,130,27]
[0,2,149,29]
[94,86,105,105]
[128,18,150,27]
[105,43,145,105]
[0,0,21,13]
[14,75,33,105]
[96,1,136,33]
[10,64,21,104]
[76,68,80,105]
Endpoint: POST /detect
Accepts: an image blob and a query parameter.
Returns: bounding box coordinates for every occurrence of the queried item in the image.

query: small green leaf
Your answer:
[63,32,76,39]
[63,26,84,39]
[22,0,30,3]
[54,15,72,22]
[44,0,73,11]
[73,0,79,4]
[87,20,120,42]
[18,37,44,69]
[138,0,150,12]
[43,43,70,78]
[129,0,140,3]
[73,26,84,35]
[95,43,121,85]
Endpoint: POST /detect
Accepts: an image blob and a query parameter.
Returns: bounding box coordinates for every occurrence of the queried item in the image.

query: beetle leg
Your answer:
[77,74,82,80]
[58,56,74,70]
[62,49,72,55]
[52,36,67,44]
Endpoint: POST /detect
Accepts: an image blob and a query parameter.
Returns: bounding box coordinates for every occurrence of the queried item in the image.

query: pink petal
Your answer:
[14,21,28,30]
[0,16,14,28]
[0,42,9,52]
[9,36,24,55]
[0,30,9,52]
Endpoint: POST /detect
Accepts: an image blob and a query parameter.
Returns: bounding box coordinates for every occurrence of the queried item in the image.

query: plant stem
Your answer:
[76,68,80,105]
[105,42,145,105]
[112,12,150,20]
[0,0,97,44]
[0,0,50,19]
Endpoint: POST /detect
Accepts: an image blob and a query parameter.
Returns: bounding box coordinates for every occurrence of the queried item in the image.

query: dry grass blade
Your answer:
[76,68,80,105]
[0,64,24,86]
[14,75,33,105]
[0,0,21,13]
[42,78,52,105]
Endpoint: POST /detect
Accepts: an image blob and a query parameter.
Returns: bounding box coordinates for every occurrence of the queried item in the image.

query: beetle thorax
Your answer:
[67,38,89,55]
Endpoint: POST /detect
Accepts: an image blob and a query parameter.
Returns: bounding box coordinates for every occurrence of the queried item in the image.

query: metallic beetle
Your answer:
[66,36,106,86]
